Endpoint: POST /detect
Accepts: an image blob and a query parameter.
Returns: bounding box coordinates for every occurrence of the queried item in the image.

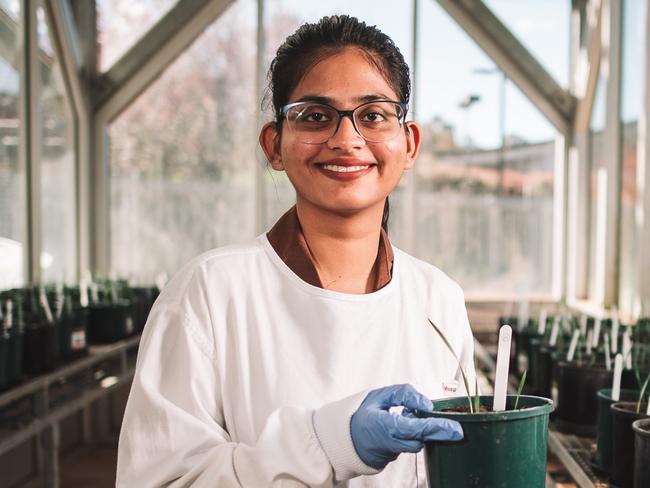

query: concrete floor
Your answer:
[22,438,118,488]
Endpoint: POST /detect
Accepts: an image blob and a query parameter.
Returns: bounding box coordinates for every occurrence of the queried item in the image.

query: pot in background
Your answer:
[594,388,639,473]
[632,418,650,488]
[555,361,612,436]
[611,401,649,488]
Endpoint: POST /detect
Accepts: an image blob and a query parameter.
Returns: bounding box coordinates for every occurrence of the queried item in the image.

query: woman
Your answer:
[117,15,476,487]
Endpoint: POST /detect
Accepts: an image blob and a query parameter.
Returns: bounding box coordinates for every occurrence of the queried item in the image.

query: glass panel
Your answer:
[109,0,256,282]
[97,0,179,72]
[37,4,77,283]
[264,0,414,245]
[415,0,556,297]
[484,0,570,87]
[0,0,24,289]
[588,74,606,303]
[619,0,646,317]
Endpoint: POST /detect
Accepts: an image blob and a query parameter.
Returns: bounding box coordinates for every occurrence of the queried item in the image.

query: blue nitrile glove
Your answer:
[350,384,463,470]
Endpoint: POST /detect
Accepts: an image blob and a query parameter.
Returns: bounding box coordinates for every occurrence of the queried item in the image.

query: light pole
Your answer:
[458,94,481,151]
[473,67,507,193]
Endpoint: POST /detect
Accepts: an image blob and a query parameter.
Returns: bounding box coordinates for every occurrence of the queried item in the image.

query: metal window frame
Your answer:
[19,0,42,284]
[433,0,575,302]
[634,0,650,317]
[92,0,235,275]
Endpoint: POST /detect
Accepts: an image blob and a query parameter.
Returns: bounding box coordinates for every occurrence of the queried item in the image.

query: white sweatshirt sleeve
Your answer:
[116,303,375,487]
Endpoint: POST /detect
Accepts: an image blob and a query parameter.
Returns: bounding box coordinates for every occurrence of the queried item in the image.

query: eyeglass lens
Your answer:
[286,101,404,144]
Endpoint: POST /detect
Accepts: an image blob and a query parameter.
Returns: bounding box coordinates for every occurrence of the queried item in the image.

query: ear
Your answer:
[404,121,421,170]
[259,122,284,170]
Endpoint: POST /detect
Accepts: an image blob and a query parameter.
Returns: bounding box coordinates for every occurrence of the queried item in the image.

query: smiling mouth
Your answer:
[316,163,376,173]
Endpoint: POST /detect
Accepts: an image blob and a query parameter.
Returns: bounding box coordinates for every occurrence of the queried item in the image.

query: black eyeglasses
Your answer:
[280,100,408,144]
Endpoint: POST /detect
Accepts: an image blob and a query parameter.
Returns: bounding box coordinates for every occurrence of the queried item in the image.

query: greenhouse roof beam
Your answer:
[94,0,234,121]
[435,0,576,137]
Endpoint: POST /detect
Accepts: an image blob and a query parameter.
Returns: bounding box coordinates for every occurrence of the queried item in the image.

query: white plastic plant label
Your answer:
[586,330,593,355]
[612,354,623,401]
[125,317,134,335]
[604,333,612,371]
[567,329,580,362]
[39,287,54,324]
[622,331,632,370]
[579,314,587,336]
[611,307,620,354]
[71,330,86,351]
[549,316,560,347]
[593,317,602,348]
[537,308,547,336]
[79,278,89,308]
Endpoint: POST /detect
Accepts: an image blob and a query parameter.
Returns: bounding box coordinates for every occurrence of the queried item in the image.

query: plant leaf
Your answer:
[473,375,480,412]
[428,318,473,413]
[514,369,527,410]
[637,371,650,414]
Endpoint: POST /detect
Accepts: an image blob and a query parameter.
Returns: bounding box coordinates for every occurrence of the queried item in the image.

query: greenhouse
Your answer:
[1,0,649,487]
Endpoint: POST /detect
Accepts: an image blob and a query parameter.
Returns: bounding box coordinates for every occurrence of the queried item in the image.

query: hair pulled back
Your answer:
[265,15,412,232]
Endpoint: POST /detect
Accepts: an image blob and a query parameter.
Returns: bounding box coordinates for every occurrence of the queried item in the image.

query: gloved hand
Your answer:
[350,384,463,470]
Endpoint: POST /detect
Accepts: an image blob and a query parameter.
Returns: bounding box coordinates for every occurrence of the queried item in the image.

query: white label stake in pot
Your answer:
[612,354,623,401]
[537,308,547,336]
[567,329,581,362]
[549,317,560,347]
[492,325,512,412]
[604,333,612,371]
[611,307,620,354]
[593,318,602,348]
[622,331,632,370]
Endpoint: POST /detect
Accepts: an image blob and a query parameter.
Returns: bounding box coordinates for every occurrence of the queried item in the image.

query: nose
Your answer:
[327,114,365,150]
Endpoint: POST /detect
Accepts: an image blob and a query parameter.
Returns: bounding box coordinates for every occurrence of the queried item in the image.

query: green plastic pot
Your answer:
[594,388,639,473]
[419,395,554,488]
[633,418,650,488]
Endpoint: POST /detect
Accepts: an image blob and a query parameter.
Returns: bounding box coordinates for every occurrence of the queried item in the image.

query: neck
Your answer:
[295,199,385,294]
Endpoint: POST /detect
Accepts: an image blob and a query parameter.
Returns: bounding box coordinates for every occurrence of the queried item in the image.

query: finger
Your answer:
[390,415,463,442]
[390,437,424,454]
[380,384,433,412]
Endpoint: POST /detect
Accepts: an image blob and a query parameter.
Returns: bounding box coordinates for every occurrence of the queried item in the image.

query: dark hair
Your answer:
[266,15,412,232]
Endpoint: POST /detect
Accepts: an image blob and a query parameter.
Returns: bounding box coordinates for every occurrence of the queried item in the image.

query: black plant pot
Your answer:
[60,307,88,359]
[23,323,58,375]
[7,330,23,385]
[611,401,649,488]
[555,361,613,436]
[87,301,135,344]
[0,334,8,390]
[594,388,639,473]
[527,337,556,398]
[633,418,650,488]
[128,287,158,334]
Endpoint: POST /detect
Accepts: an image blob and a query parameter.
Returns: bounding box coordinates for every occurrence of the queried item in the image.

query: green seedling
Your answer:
[428,318,476,413]
[637,371,650,414]
[514,369,527,410]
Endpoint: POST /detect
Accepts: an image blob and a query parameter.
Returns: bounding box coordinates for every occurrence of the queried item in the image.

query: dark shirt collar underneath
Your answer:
[266,205,394,291]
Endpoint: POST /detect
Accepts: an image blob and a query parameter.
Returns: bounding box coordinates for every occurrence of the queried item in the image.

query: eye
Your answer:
[295,105,333,123]
[360,111,387,123]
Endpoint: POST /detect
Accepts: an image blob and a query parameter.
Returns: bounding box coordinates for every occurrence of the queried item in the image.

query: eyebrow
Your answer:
[294,93,395,105]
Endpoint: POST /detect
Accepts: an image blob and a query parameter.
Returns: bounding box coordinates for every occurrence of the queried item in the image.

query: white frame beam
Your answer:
[435,0,576,137]
[20,0,42,283]
[599,0,622,308]
[92,0,234,274]
[43,0,94,282]
[636,0,650,317]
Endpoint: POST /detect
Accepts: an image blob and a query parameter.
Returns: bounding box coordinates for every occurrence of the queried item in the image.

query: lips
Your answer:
[315,161,376,181]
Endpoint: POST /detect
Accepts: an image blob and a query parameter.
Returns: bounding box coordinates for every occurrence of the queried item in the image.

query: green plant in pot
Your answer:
[419,320,554,488]
[610,372,650,488]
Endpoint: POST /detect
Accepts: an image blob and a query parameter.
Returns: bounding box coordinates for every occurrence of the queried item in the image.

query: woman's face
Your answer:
[260,48,420,220]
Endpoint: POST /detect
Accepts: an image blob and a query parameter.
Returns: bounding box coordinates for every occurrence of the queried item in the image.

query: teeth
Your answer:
[321,164,370,173]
